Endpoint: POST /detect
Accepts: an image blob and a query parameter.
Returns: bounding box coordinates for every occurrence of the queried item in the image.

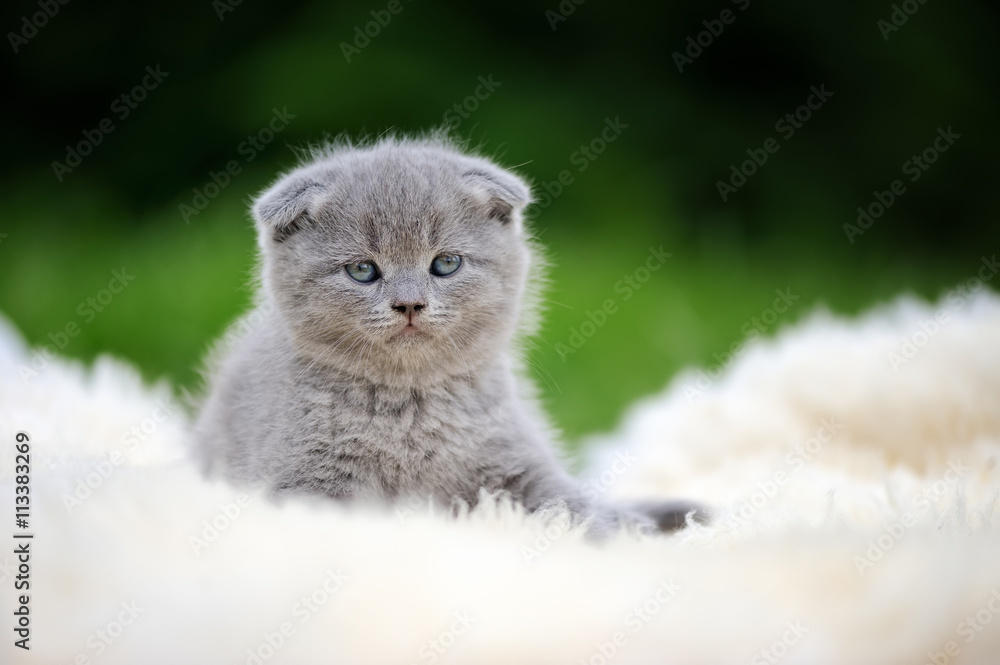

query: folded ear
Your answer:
[461,164,533,227]
[252,172,324,243]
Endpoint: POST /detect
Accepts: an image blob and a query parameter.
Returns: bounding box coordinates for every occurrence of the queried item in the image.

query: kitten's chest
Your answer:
[305,379,501,490]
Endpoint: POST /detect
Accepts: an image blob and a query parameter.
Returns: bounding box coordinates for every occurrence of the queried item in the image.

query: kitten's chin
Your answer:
[387,324,426,344]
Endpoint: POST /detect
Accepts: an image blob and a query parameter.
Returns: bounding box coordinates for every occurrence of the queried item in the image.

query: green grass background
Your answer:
[1,0,996,446]
[0,178,973,444]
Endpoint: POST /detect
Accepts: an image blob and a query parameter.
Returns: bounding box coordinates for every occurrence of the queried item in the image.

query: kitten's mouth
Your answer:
[393,322,424,339]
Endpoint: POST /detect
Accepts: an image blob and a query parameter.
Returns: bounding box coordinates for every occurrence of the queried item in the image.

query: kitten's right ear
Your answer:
[252,172,323,243]
[461,165,532,228]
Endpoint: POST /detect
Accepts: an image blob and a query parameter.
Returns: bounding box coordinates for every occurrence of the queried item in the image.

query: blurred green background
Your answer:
[1,0,997,443]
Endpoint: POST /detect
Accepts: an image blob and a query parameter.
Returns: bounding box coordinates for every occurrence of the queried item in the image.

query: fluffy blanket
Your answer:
[1,291,999,664]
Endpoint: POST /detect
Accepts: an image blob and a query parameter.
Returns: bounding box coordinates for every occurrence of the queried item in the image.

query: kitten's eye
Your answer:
[345,261,380,283]
[430,254,462,277]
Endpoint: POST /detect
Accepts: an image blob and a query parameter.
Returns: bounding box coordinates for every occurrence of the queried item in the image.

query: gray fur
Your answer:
[195,134,701,536]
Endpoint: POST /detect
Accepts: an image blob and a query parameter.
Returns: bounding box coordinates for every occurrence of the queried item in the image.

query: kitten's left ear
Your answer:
[252,171,323,243]
[462,164,532,227]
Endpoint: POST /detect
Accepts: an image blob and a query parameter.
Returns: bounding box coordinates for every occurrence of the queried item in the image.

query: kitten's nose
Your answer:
[391,300,426,317]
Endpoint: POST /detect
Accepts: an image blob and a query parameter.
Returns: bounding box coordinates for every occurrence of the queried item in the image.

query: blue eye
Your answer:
[430,254,462,277]
[345,261,380,283]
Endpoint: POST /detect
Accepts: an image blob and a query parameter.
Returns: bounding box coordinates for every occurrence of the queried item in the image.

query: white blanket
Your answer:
[1,292,998,664]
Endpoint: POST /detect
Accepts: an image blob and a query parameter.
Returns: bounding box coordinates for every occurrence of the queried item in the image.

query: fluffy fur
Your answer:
[1,291,999,663]
[195,136,695,533]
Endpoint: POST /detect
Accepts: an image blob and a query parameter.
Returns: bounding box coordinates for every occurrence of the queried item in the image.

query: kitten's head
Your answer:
[252,135,538,387]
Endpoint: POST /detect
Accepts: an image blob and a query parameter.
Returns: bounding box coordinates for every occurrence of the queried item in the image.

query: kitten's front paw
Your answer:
[629,499,710,532]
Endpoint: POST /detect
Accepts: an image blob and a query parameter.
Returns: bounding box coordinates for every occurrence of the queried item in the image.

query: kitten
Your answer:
[195,134,702,536]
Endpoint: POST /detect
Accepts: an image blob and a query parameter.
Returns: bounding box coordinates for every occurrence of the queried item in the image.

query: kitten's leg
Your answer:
[624,499,710,531]
[501,463,656,537]
[504,459,708,537]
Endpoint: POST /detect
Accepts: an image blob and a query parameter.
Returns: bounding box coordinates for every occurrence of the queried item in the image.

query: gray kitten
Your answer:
[195,134,701,536]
